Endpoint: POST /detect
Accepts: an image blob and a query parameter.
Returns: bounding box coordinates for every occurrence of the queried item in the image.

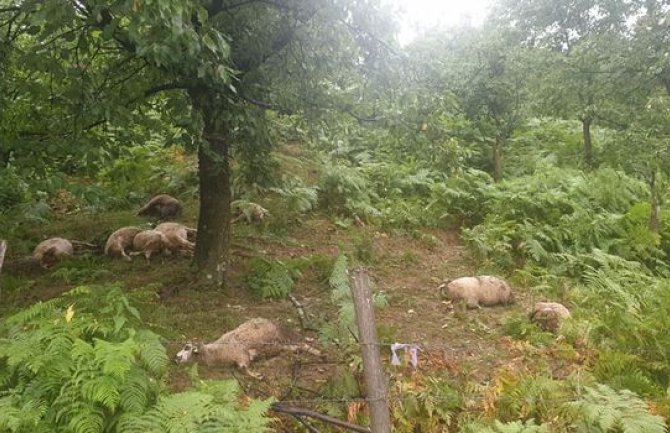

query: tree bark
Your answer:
[582,117,593,169]
[492,135,503,182]
[649,171,660,234]
[350,268,392,433]
[661,73,670,99]
[190,89,232,288]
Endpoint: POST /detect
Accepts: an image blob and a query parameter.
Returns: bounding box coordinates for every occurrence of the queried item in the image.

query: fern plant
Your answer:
[117,380,273,433]
[269,177,319,214]
[563,384,666,433]
[592,351,664,397]
[245,257,299,300]
[319,254,357,346]
[319,254,386,347]
[318,162,380,220]
[493,373,571,422]
[391,375,461,433]
[0,286,167,433]
[459,167,654,273]
[0,285,273,433]
[460,419,550,433]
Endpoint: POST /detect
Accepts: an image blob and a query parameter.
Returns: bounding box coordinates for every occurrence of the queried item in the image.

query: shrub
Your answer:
[563,384,666,433]
[391,375,461,432]
[0,166,28,208]
[427,168,495,227]
[318,162,380,220]
[460,419,550,433]
[97,144,197,208]
[461,168,650,272]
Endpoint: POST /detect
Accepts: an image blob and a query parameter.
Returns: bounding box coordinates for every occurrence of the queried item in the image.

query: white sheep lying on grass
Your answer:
[175,318,321,377]
[440,276,514,309]
[131,229,169,260]
[33,237,73,269]
[154,222,195,254]
[104,226,143,261]
[530,302,570,332]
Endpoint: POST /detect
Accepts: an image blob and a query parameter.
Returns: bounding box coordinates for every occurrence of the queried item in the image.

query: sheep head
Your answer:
[175,341,201,363]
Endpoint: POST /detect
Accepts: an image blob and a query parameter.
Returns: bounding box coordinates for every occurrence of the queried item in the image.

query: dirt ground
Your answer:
[0,213,578,429]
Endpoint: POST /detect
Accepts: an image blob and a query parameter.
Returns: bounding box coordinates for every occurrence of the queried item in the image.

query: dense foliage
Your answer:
[0,286,272,433]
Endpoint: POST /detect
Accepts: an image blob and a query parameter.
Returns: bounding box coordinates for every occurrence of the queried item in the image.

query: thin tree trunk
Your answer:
[649,172,660,234]
[190,89,232,288]
[582,117,593,169]
[492,135,503,182]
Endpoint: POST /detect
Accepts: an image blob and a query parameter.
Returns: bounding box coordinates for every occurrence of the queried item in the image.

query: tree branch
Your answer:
[271,404,371,433]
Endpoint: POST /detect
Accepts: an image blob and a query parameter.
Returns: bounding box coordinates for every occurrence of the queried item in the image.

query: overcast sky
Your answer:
[384,0,492,44]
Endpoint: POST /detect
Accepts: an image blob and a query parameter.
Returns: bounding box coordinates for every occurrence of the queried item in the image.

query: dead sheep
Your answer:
[33,237,73,269]
[131,229,169,260]
[104,226,143,261]
[174,318,321,377]
[530,302,570,333]
[232,200,268,224]
[137,194,183,220]
[154,222,195,253]
[440,276,514,309]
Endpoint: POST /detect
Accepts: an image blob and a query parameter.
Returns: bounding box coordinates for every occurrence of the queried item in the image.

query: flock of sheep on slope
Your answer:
[32,194,271,269]
[32,194,194,268]
[28,195,571,376]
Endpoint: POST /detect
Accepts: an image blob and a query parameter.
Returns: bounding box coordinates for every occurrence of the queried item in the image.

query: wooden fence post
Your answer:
[350,267,391,433]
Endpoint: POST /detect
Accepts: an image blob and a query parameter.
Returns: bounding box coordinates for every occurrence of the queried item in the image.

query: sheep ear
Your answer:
[192,344,200,354]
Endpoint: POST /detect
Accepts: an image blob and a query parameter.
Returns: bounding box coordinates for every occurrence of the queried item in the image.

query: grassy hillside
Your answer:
[1,143,669,432]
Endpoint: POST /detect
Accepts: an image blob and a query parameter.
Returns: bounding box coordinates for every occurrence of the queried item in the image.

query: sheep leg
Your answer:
[242,366,264,379]
[172,237,195,251]
[237,356,263,379]
[465,298,480,309]
[301,344,322,357]
[121,249,133,261]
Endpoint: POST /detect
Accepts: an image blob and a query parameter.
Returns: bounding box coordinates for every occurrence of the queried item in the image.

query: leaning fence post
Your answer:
[350,267,391,433]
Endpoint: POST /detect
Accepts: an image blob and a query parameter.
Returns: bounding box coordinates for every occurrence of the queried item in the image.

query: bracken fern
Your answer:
[0,285,272,433]
[563,384,667,433]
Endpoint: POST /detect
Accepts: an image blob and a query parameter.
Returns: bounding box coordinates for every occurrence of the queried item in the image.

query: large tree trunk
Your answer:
[582,117,593,169]
[190,89,232,288]
[661,73,670,98]
[649,171,660,234]
[492,135,503,182]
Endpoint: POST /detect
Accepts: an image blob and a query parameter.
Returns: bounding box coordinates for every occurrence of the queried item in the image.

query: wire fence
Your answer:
[163,336,616,411]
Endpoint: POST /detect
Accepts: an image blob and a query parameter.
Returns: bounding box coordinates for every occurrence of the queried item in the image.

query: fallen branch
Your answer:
[289,294,315,330]
[271,404,371,433]
[291,414,322,433]
[70,240,98,249]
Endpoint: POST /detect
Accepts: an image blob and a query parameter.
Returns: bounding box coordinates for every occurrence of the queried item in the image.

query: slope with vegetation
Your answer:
[2,0,670,432]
